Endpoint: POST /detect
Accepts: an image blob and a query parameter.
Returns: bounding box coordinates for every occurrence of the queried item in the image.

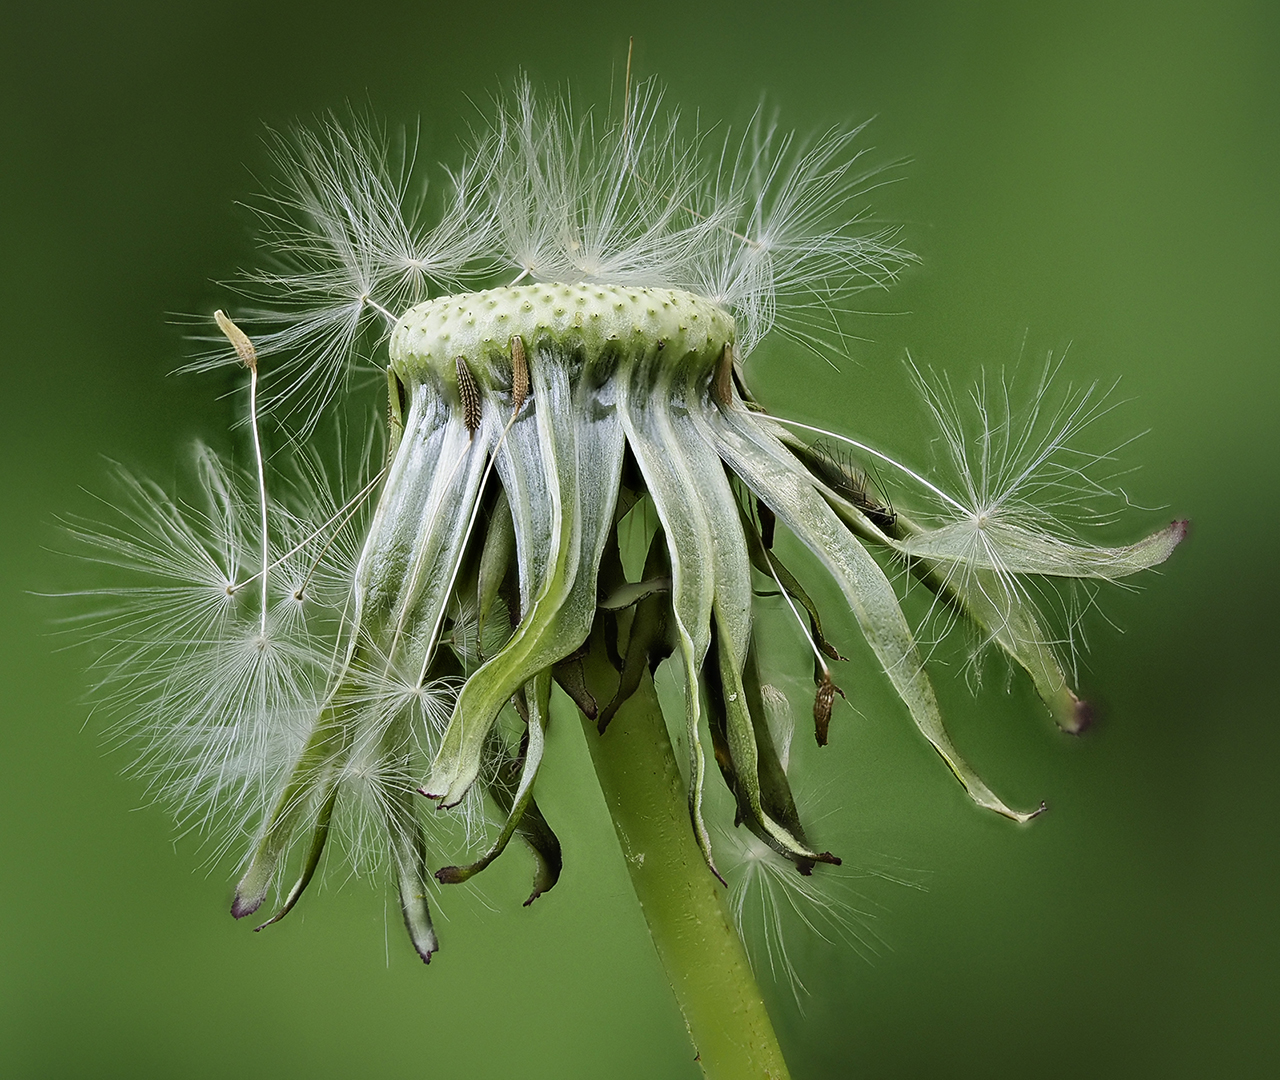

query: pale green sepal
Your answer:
[740,644,814,850]
[812,482,1090,733]
[712,408,1042,824]
[379,417,492,665]
[901,527,1091,733]
[616,369,722,879]
[975,570,1090,732]
[487,749,563,905]
[901,519,1187,579]
[814,488,1089,731]
[715,627,824,862]
[232,703,347,919]
[434,671,551,885]
[511,801,562,905]
[427,357,625,806]
[677,379,825,863]
[350,384,454,629]
[488,388,555,611]
[386,786,438,963]
[385,368,406,459]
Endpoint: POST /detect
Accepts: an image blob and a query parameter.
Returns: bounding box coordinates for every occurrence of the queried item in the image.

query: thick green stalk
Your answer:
[579,658,792,1080]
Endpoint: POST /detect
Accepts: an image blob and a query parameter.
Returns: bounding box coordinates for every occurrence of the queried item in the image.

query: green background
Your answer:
[2,2,1276,1077]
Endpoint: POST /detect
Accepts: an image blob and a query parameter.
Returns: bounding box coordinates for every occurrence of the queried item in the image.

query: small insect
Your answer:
[805,441,897,531]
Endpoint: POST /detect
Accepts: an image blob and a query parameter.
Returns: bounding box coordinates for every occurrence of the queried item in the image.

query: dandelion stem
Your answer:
[579,652,792,1080]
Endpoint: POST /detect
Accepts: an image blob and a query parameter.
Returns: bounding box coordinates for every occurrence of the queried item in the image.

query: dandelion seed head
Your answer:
[63,71,1182,967]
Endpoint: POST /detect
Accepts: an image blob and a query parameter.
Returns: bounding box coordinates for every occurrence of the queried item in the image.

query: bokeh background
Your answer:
[2,2,1276,1077]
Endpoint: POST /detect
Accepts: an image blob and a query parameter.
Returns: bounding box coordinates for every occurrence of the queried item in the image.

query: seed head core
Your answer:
[390,284,736,390]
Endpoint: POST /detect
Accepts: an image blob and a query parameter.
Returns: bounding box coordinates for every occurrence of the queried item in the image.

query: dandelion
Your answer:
[67,72,1183,1079]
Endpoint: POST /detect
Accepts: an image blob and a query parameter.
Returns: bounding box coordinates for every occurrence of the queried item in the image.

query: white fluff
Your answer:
[188,78,910,433]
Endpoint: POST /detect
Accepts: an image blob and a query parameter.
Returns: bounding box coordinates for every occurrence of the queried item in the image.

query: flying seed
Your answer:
[213,309,269,636]
[456,356,481,433]
[509,335,529,417]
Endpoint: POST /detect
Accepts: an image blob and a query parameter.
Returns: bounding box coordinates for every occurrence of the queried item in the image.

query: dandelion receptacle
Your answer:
[65,76,1184,1079]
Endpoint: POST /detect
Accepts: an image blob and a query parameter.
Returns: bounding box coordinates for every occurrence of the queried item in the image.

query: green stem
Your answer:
[579,658,792,1080]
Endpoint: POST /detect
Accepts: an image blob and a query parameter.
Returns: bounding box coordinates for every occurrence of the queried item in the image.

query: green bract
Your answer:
[220,283,1181,960]
[67,84,1183,1004]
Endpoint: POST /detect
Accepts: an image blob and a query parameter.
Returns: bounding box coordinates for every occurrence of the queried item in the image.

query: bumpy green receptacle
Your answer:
[390,282,735,389]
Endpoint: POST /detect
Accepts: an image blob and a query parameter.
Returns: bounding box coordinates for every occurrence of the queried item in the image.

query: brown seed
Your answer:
[712,342,734,407]
[510,335,529,417]
[813,670,845,747]
[456,356,481,433]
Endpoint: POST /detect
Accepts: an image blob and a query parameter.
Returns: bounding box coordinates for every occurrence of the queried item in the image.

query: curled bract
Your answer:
[68,84,1184,966]
[219,283,1179,956]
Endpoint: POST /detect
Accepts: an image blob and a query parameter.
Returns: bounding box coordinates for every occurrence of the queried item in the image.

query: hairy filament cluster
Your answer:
[188,78,911,433]
[68,81,1183,973]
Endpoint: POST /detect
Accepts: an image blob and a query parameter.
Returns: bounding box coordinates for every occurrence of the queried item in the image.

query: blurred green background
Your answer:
[2,1,1276,1077]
